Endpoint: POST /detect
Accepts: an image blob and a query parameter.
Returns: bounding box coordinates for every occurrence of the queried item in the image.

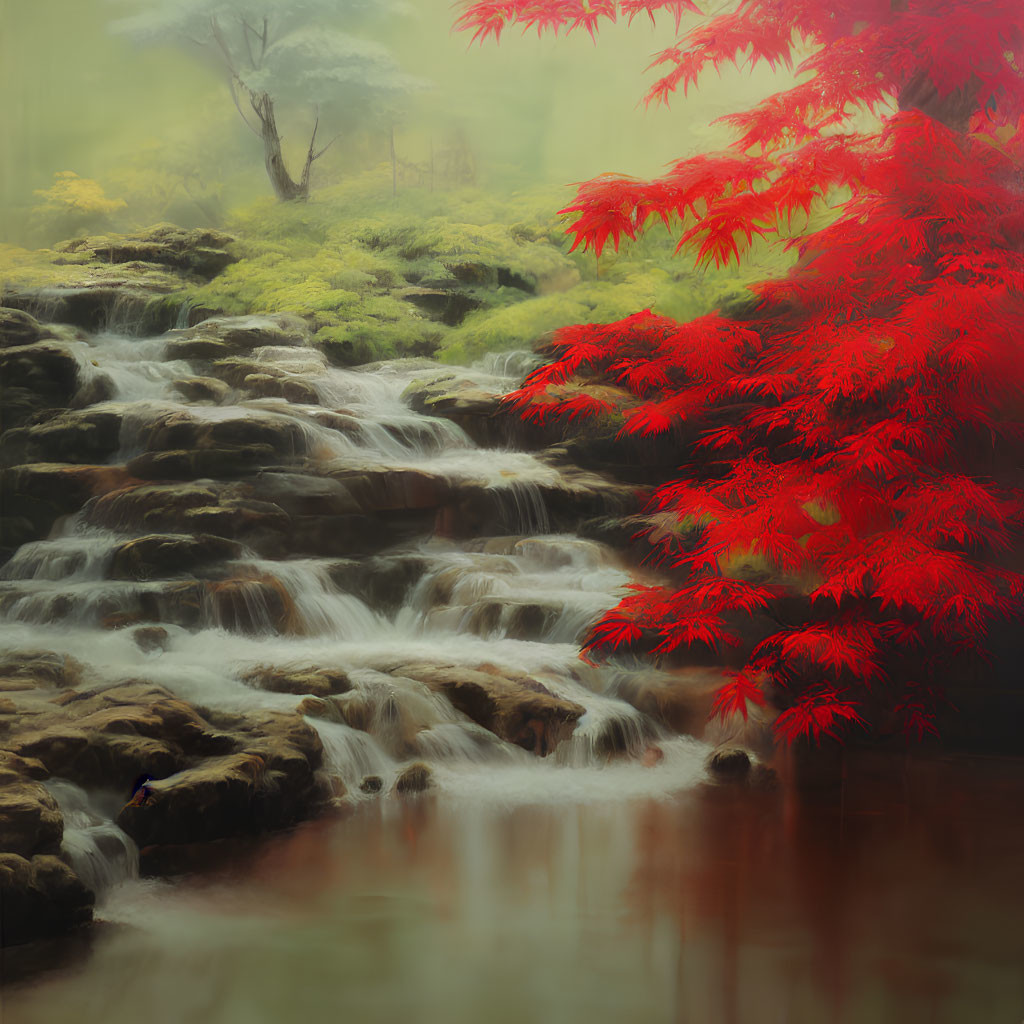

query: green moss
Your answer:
[4,164,787,370]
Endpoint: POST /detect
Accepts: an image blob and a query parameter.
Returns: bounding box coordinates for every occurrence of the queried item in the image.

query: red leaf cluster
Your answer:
[458,0,1024,744]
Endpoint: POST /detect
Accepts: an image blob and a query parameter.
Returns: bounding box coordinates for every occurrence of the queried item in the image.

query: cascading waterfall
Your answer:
[0,323,715,907]
[44,780,139,897]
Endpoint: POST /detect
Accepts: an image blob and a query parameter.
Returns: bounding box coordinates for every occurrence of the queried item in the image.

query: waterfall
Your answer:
[0,318,716,901]
[45,779,139,897]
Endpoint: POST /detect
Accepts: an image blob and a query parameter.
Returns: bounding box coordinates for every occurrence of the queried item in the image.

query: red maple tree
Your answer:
[457,0,1024,744]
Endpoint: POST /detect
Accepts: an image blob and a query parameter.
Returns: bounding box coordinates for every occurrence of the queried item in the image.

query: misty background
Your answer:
[1,0,793,243]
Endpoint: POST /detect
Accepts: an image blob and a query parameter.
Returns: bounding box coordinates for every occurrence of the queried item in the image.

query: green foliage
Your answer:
[180,171,770,366]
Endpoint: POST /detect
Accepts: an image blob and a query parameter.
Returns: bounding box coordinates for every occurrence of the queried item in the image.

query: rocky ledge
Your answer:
[1,224,235,335]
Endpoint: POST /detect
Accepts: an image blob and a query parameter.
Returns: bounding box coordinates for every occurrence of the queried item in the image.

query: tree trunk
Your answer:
[258,93,308,202]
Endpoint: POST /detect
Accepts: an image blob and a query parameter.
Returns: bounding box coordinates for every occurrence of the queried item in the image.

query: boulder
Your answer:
[241,373,319,405]
[396,663,585,756]
[327,554,430,614]
[116,711,325,847]
[53,225,235,279]
[0,781,63,858]
[705,746,753,782]
[0,308,57,348]
[247,472,361,518]
[0,408,124,467]
[0,651,83,692]
[0,853,93,946]
[393,761,434,794]
[403,373,514,448]
[86,483,290,548]
[172,376,230,404]
[87,481,222,530]
[205,574,302,634]
[132,407,307,458]
[109,533,243,580]
[133,626,170,652]
[166,314,309,361]
[243,665,351,698]
[0,342,81,429]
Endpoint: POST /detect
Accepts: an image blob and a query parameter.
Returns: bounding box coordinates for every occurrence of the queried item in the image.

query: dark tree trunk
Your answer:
[257,93,308,202]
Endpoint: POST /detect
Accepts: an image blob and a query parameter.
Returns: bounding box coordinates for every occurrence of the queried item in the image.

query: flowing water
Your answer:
[2,326,1023,1022]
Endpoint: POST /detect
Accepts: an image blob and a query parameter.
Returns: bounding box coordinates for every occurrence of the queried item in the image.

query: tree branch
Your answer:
[208,16,238,76]
[227,74,263,136]
[240,17,258,69]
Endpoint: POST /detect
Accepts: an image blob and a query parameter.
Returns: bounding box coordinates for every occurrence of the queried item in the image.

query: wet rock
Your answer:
[172,375,231,404]
[0,308,58,348]
[109,533,243,580]
[0,651,83,691]
[0,342,81,428]
[117,753,268,846]
[165,313,309,361]
[86,483,290,551]
[206,357,277,388]
[327,554,430,614]
[127,445,284,480]
[0,408,123,467]
[132,626,169,652]
[2,277,183,335]
[359,775,384,794]
[181,500,291,544]
[403,374,514,448]
[244,665,351,698]
[4,683,225,790]
[706,746,753,782]
[116,711,325,847]
[295,697,343,723]
[333,694,374,732]
[205,574,302,634]
[241,373,320,405]
[331,466,454,514]
[0,781,63,858]
[393,761,433,795]
[248,472,360,518]
[0,853,93,947]
[87,481,220,531]
[135,408,308,458]
[11,723,183,791]
[397,663,585,756]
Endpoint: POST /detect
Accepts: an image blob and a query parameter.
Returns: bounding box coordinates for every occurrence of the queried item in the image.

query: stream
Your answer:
[2,322,1023,1022]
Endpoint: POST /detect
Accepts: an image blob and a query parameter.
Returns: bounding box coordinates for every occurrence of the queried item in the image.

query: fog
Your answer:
[1,0,794,243]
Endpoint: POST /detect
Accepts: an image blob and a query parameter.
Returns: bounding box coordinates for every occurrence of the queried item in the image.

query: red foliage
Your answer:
[457,0,1024,744]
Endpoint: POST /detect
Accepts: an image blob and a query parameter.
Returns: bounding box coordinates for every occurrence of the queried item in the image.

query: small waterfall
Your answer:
[245,558,388,639]
[475,349,543,381]
[0,533,118,583]
[490,479,551,535]
[173,300,193,329]
[312,719,396,792]
[45,779,139,897]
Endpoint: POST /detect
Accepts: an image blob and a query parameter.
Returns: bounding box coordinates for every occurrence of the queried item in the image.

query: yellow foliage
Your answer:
[33,171,127,218]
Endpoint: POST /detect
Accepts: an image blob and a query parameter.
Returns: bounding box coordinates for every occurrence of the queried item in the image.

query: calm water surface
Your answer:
[3,753,1023,1024]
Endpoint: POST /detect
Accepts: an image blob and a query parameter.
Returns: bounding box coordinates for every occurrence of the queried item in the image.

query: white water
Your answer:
[43,779,139,898]
[0,324,714,916]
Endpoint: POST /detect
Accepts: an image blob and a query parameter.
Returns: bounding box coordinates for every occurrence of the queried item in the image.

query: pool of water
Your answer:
[4,752,1023,1024]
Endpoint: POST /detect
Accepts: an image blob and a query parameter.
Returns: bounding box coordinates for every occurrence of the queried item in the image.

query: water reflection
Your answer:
[4,753,1024,1024]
